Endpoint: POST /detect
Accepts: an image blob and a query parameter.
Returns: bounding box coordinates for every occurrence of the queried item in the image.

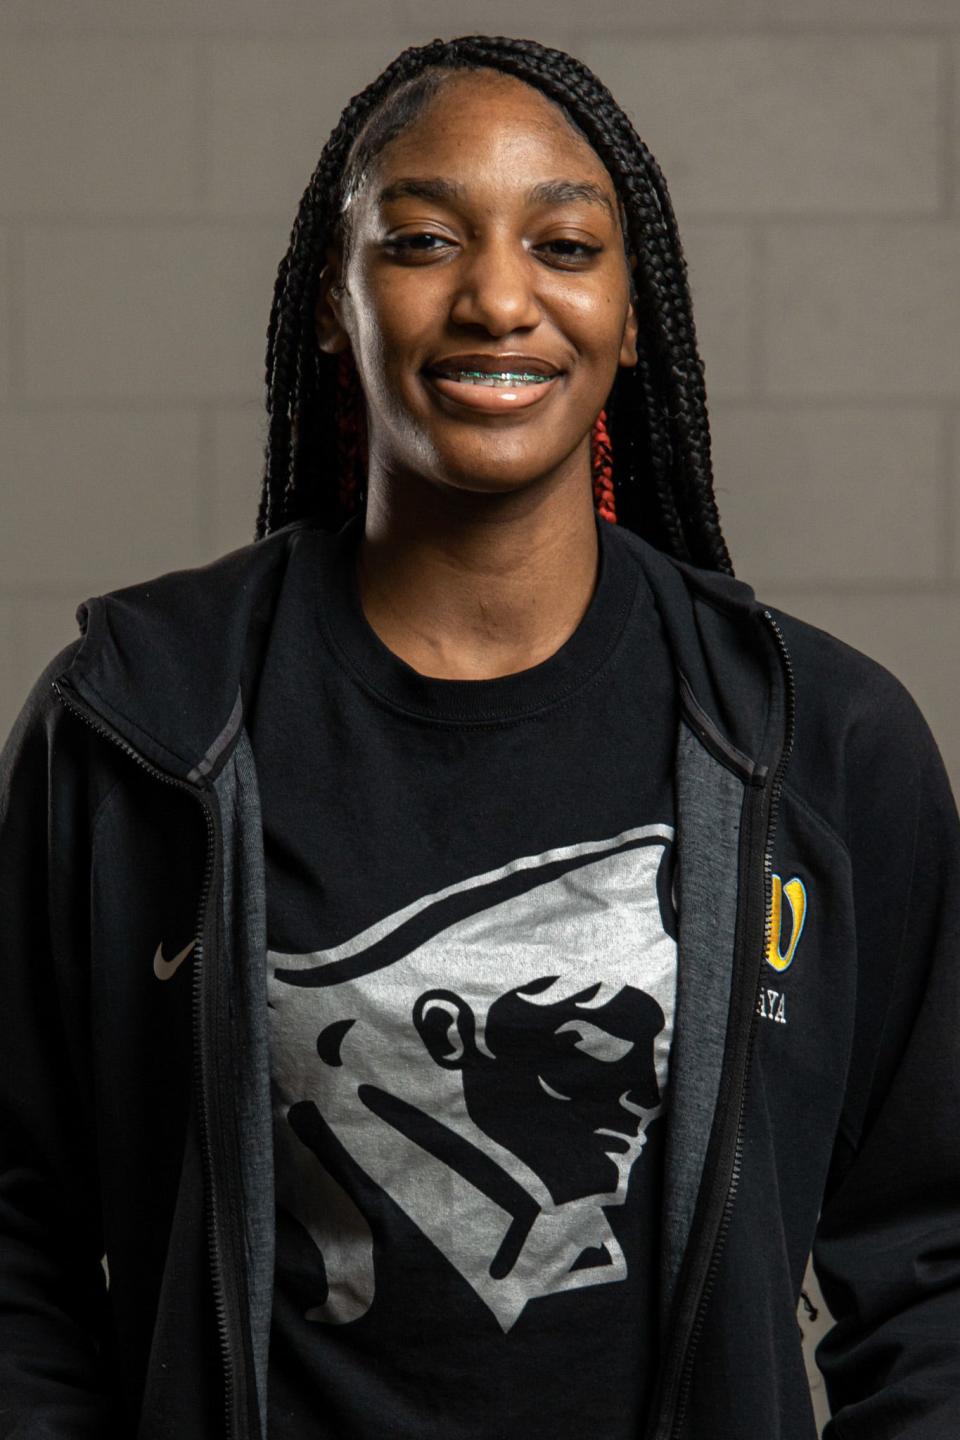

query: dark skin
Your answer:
[315,68,639,680]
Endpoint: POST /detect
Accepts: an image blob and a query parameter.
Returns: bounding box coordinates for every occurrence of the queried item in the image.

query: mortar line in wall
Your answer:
[1,215,288,231]
[752,579,960,598]
[938,36,957,214]
[678,210,953,226]
[5,223,24,398]
[1,23,958,40]
[0,24,419,44]
[713,393,960,408]
[196,403,217,559]
[0,597,12,675]
[0,397,259,414]
[0,393,265,410]
[747,223,766,401]
[0,584,100,602]
[0,213,281,228]
[194,36,211,214]
[0,583,112,603]
[707,397,950,412]
[940,403,957,581]
[751,22,960,38]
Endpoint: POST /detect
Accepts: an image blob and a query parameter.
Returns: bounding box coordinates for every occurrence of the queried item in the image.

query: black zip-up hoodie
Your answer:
[1,515,958,1440]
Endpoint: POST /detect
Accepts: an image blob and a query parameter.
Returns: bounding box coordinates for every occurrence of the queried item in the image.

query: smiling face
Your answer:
[315,67,639,501]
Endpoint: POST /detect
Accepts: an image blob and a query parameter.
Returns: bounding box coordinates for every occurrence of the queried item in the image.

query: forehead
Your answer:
[368,68,615,204]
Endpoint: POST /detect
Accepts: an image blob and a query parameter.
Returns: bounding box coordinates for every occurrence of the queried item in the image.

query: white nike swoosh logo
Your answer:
[153,939,196,982]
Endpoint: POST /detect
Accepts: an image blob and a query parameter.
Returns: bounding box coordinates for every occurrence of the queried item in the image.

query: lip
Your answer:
[423,369,562,413]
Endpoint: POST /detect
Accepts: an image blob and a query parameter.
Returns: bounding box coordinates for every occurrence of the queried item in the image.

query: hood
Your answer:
[54,517,308,786]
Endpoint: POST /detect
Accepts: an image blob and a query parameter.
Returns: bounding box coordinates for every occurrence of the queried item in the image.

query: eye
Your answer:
[554,1020,634,1063]
[537,239,603,266]
[384,232,453,256]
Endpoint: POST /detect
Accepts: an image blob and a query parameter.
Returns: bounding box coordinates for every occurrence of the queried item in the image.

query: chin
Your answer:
[428,444,572,493]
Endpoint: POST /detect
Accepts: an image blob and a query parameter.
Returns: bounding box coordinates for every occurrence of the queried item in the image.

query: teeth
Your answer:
[439,370,554,386]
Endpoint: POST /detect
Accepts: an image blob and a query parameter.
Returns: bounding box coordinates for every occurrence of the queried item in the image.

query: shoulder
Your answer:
[2,637,85,768]
[764,601,951,843]
[770,601,934,747]
[3,517,324,787]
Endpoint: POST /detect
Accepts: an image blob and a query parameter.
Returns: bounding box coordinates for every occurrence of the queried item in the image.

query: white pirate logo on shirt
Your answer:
[266,824,677,1334]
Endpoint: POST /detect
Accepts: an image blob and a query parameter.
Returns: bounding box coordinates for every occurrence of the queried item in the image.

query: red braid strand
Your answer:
[591,408,617,524]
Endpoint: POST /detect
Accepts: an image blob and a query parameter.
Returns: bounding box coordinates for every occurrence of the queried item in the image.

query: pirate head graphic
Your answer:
[267,824,677,1335]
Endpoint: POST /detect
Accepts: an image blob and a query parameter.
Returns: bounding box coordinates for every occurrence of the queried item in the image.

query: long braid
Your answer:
[335,351,366,515]
[634,342,685,559]
[257,34,733,575]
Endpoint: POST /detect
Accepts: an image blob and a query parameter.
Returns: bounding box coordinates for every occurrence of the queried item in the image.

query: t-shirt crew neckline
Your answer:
[314,509,644,725]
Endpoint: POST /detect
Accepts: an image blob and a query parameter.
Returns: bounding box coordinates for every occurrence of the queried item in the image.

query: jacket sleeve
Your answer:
[811,666,960,1439]
[0,645,115,1438]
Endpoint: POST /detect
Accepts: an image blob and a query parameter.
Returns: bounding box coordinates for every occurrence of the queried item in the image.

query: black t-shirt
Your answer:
[250,511,679,1440]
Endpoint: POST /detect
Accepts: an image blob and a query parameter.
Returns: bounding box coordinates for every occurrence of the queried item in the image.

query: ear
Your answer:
[412,990,479,1070]
[619,253,639,368]
[315,245,351,356]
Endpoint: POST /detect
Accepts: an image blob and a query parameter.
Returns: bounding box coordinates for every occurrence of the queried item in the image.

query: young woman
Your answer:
[1,33,958,1440]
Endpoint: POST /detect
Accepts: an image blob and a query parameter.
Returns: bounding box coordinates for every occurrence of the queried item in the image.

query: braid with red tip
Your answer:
[590,408,616,525]
[257,34,733,574]
[334,375,618,527]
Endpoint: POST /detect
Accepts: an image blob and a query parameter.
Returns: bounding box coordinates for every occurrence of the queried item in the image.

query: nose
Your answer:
[448,233,542,336]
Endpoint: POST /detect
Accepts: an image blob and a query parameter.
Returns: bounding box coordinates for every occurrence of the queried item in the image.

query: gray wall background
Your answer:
[2,1,958,1432]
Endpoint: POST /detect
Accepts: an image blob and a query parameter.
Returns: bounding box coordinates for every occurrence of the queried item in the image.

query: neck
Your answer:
[353,465,602,682]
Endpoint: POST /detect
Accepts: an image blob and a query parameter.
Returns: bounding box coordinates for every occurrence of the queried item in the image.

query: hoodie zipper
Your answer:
[51,678,247,1440]
[651,606,797,1440]
[759,610,798,958]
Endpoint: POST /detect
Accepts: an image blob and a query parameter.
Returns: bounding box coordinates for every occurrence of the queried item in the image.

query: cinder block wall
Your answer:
[2,3,958,1431]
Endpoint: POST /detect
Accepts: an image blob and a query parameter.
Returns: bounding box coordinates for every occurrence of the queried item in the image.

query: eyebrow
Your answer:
[376,176,615,218]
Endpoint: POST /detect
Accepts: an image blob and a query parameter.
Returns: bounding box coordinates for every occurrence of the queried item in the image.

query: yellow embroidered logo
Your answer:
[765,874,807,973]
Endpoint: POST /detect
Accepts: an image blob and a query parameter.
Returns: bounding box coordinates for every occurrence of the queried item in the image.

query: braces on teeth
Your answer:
[445,370,554,385]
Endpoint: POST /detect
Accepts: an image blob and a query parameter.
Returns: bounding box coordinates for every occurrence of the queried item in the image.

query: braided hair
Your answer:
[256,34,733,576]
